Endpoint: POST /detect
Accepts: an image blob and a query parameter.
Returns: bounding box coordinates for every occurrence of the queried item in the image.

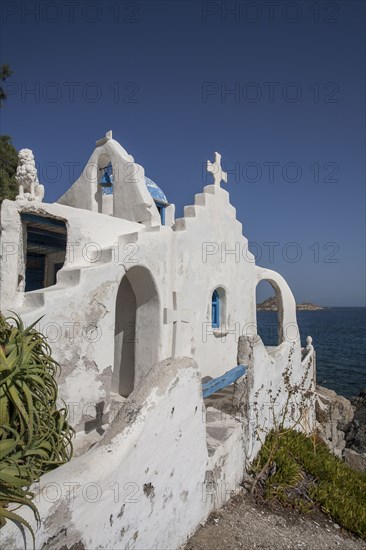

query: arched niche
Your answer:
[112,265,161,397]
[57,136,161,226]
[96,154,114,215]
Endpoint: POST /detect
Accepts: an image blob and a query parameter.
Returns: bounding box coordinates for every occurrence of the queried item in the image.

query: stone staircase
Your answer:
[172,185,242,233]
[16,228,147,316]
[203,385,245,501]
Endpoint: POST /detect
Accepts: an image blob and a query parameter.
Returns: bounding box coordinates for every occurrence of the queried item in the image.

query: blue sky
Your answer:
[1,0,365,306]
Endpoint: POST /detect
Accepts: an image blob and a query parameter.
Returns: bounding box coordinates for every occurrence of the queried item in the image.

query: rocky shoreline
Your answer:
[186,386,366,550]
[257,297,325,311]
[315,386,366,472]
[344,389,366,470]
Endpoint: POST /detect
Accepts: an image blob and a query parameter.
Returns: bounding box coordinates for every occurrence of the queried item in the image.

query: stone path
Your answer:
[184,489,366,550]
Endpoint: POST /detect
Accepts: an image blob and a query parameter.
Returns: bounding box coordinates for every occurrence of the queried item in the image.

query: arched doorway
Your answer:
[111,266,160,397]
[255,266,300,347]
[96,155,114,215]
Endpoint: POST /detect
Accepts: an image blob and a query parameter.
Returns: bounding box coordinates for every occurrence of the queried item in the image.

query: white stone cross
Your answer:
[207,152,228,188]
[163,291,190,358]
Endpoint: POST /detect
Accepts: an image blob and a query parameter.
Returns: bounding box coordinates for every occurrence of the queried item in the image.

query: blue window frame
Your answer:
[21,214,67,292]
[212,289,220,328]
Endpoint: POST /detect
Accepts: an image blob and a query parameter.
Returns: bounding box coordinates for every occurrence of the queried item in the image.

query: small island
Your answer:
[257,297,325,311]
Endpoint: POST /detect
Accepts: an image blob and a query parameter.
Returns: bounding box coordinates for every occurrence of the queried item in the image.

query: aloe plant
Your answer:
[0,313,74,542]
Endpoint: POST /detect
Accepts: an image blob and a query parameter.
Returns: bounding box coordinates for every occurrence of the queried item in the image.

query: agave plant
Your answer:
[0,313,74,542]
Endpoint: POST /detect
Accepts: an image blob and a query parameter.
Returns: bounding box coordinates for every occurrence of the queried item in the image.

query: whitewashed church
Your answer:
[1,132,316,550]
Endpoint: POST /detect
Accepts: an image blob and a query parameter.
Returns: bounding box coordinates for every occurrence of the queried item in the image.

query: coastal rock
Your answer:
[345,387,366,454]
[345,419,366,454]
[343,448,366,473]
[315,385,354,457]
[354,387,366,403]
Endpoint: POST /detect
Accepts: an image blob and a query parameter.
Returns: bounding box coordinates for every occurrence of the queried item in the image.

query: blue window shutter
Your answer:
[212,289,220,328]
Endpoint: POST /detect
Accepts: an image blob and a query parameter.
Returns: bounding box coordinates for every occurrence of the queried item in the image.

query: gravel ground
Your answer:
[184,489,366,550]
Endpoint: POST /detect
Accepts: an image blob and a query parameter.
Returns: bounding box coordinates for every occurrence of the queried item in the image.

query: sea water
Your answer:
[257,307,366,398]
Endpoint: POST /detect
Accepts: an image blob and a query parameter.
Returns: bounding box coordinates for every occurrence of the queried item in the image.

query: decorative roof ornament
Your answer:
[207,151,228,188]
[96,130,113,147]
[306,336,314,352]
[15,149,44,202]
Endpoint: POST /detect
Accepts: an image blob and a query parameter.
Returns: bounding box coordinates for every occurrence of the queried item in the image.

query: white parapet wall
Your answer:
[238,335,316,463]
[2,356,247,550]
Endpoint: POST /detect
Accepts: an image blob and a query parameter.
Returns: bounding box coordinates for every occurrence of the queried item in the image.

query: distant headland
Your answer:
[257,297,326,311]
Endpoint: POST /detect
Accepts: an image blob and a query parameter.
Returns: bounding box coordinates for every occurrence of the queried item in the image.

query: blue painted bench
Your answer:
[202,365,247,399]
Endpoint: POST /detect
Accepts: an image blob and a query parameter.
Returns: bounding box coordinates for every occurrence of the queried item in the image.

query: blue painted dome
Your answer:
[144,176,168,204]
[100,164,168,204]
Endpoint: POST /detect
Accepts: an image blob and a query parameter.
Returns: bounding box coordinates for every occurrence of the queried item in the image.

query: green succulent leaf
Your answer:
[0,312,74,546]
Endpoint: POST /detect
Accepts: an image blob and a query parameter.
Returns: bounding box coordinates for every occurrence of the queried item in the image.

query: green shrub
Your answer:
[254,430,366,539]
[0,313,74,542]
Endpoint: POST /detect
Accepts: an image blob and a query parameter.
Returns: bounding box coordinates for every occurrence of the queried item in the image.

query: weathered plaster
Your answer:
[0,136,316,549]
[2,358,212,550]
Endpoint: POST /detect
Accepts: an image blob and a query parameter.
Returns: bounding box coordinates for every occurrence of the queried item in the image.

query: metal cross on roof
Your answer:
[163,291,190,358]
[207,152,228,188]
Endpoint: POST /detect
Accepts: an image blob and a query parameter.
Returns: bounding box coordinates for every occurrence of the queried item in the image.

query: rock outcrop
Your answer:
[346,388,366,452]
[257,297,325,311]
[315,385,354,457]
[343,448,366,472]
[315,385,366,472]
[344,388,366,472]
